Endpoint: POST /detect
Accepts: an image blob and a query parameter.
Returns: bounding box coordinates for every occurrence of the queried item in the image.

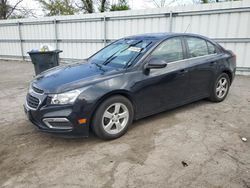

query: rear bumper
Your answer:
[24,103,90,137]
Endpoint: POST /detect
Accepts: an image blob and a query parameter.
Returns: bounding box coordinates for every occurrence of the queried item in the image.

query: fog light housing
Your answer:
[43,118,73,130]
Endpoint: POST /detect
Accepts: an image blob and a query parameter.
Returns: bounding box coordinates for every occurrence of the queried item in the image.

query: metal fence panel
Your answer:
[0,0,249,73]
[0,25,19,39]
[0,42,20,56]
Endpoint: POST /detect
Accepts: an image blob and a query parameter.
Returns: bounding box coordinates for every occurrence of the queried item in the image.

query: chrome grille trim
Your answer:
[32,85,44,95]
[26,94,41,110]
[42,118,73,130]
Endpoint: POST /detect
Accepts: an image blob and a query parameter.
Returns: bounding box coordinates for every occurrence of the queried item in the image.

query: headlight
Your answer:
[28,84,33,93]
[50,90,81,105]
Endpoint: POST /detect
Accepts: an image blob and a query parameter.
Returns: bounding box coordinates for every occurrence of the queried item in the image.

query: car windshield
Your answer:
[88,39,152,68]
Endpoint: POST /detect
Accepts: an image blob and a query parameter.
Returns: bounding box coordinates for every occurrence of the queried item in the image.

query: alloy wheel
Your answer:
[216,77,228,99]
[102,103,129,135]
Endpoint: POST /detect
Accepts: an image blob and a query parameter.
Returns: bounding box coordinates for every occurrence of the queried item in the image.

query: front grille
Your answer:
[32,85,44,94]
[26,94,40,109]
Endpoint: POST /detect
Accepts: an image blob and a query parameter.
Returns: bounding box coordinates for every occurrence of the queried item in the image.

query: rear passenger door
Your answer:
[184,36,219,99]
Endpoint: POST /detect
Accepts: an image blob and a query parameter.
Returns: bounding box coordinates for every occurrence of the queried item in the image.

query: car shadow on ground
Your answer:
[27,99,212,145]
[129,99,211,130]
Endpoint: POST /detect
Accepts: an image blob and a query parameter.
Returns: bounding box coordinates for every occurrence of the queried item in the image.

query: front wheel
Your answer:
[92,95,134,140]
[209,73,230,102]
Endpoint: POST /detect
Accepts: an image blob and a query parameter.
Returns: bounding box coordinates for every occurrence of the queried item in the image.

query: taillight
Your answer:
[231,51,236,58]
[228,50,236,65]
[227,50,236,59]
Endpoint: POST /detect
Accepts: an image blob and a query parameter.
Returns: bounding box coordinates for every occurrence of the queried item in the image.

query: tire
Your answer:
[92,95,134,140]
[209,73,230,102]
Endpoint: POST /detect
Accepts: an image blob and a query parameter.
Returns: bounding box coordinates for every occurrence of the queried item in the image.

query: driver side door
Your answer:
[133,37,190,118]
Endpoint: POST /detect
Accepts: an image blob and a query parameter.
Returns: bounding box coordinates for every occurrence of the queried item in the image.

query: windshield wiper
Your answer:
[102,53,119,66]
[92,62,105,71]
[103,55,118,65]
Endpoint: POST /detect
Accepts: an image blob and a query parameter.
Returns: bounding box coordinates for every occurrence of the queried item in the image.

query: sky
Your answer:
[10,0,197,17]
[129,0,196,9]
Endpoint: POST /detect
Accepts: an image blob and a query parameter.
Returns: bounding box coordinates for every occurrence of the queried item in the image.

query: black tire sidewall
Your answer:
[92,95,134,140]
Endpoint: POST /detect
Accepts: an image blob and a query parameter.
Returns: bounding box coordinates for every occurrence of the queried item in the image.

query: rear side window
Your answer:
[186,37,209,58]
[207,41,216,54]
[150,37,184,63]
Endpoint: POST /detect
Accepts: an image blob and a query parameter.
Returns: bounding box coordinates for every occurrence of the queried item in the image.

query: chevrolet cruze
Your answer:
[24,33,236,140]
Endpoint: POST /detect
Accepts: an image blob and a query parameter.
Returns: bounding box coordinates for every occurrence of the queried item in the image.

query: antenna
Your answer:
[184,23,190,33]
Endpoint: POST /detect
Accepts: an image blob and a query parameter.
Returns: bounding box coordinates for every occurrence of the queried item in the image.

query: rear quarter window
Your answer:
[186,37,209,58]
[207,41,217,54]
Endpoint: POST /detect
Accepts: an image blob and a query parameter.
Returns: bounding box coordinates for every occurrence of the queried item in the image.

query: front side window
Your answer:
[150,37,184,63]
[186,37,209,58]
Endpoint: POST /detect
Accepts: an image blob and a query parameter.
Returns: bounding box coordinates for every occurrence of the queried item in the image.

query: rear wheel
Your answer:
[209,73,230,102]
[92,95,133,140]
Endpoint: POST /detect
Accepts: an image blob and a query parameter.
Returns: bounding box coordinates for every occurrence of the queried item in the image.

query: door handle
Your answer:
[178,69,188,75]
[209,62,216,66]
[179,69,188,73]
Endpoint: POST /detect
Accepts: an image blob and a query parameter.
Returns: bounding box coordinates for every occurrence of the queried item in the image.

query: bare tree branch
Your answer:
[1,0,35,19]
[6,0,23,18]
[76,0,94,13]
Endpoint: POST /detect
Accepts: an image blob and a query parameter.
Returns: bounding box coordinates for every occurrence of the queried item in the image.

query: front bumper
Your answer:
[24,98,90,137]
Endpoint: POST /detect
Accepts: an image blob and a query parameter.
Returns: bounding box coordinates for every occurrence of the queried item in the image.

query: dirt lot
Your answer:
[0,60,250,188]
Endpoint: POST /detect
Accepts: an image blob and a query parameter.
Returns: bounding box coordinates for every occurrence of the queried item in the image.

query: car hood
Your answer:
[32,62,122,93]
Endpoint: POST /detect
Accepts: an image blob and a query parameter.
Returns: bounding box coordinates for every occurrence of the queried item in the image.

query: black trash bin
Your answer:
[28,50,62,75]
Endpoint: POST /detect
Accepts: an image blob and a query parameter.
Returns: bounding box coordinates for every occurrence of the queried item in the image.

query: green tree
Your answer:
[110,0,130,11]
[38,0,78,16]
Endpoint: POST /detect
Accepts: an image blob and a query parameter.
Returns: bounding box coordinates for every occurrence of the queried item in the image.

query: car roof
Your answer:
[125,32,210,41]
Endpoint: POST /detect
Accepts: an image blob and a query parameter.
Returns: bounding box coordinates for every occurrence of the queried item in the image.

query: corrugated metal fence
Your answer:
[0,1,250,73]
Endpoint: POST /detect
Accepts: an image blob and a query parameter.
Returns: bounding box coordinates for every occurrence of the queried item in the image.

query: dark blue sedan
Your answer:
[24,33,236,139]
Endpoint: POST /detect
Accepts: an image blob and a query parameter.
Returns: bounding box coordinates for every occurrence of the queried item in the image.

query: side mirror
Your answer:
[145,57,167,69]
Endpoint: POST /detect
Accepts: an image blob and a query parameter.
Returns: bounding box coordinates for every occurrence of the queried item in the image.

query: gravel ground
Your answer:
[0,60,250,188]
